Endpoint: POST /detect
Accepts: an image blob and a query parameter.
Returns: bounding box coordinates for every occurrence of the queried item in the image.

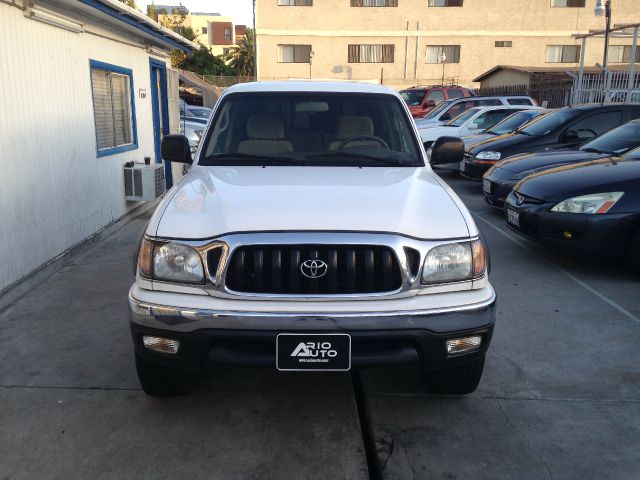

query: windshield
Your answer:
[200,93,422,167]
[446,108,481,127]
[518,108,582,136]
[422,99,455,119]
[186,107,211,119]
[624,145,640,160]
[486,110,540,134]
[580,121,640,156]
[400,90,425,106]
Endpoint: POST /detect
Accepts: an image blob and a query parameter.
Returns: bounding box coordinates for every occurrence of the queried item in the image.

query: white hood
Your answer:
[151,166,471,240]
[418,125,462,143]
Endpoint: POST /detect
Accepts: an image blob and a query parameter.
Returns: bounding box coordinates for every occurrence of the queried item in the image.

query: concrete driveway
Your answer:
[1,170,638,479]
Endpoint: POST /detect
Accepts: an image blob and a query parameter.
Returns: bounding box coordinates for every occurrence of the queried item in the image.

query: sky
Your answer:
[144,0,254,26]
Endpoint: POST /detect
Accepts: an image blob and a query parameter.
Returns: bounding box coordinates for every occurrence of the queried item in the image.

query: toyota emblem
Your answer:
[300,259,328,279]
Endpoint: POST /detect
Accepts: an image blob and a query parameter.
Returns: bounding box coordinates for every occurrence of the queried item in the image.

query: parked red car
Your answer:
[400,86,474,118]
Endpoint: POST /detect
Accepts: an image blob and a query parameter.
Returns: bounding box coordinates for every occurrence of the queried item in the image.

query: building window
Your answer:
[608,45,639,63]
[278,0,312,5]
[201,26,207,34]
[348,44,395,63]
[278,44,312,63]
[224,27,232,41]
[426,45,460,63]
[350,0,398,6]
[428,0,463,6]
[89,60,137,156]
[495,41,512,48]
[550,0,585,7]
[545,45,580,63]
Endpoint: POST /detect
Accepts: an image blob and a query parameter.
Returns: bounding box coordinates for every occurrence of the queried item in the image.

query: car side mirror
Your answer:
[424,100,436,108]
[429,136,464,166]
[161,134,193,164]
[467,122,479,130]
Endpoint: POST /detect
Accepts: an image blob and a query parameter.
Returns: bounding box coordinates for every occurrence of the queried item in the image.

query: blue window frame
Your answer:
[89,59,138,157]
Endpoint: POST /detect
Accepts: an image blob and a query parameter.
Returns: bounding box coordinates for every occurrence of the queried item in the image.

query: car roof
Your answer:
[564,103,640,111]
[226,81,397,96]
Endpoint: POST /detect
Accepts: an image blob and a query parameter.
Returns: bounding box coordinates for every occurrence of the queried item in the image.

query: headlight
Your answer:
[422,239,487,284]
[551,192,624,214]
[475,151,501,161]
[138,239,205,284]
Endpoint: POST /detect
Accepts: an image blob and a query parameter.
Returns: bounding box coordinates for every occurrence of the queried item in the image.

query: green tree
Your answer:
[118,0,136,7]
[225,28,255,76]
[175,46,237,76]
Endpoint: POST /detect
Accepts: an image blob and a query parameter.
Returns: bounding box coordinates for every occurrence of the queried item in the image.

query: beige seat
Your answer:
[237,114,293,155]
[329,115,377,150]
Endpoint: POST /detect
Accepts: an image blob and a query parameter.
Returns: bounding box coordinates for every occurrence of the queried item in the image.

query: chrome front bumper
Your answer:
[128,284,496,335]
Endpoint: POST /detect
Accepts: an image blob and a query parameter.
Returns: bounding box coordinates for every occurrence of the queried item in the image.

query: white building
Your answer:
[0,0,195,293]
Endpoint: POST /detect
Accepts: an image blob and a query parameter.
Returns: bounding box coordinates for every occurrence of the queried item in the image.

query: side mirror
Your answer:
[467,122,479,130]
[424,100,436,108]
[161,134,193,164]
[440,112,452,121]
[429,136,464,166]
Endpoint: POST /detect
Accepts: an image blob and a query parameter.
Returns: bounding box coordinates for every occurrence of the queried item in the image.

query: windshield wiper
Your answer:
[306,152,411,167]
[202,153,307,166]
[581,147,618,155]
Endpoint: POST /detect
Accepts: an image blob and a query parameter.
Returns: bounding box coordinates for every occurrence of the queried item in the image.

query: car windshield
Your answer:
[446,107,481,127]
[518,108,582,136]
[186,107,211,118]
[422,99,455,119]
[486,111,540,134]
[400,90,425,106]
[624,145,640,160]
[200,92,422,167]
[580,121,640,156]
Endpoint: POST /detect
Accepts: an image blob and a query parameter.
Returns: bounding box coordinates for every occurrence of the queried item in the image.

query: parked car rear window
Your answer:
[400,90,425,106]
[507,98,533,106]
[447,89,465,99]
[518,108,582,136]
[201,93,422,167]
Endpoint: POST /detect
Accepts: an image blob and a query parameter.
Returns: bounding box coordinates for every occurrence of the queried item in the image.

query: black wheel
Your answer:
[424,356,485,395]
[135,351,195,396]
[625,227,640,275]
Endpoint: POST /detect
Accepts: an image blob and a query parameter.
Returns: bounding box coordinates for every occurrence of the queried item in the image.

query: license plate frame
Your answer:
[507,209,520,228]
[482,179,491,195]
[276,333,351,372]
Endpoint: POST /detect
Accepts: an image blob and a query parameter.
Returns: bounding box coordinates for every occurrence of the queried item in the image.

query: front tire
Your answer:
[424,356,485,395]
[135,351,195,396]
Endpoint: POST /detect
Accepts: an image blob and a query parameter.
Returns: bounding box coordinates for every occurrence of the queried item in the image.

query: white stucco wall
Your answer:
[0,3,172,292]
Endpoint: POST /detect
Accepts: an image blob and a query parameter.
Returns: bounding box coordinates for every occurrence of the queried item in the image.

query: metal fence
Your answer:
[571,71,640,104]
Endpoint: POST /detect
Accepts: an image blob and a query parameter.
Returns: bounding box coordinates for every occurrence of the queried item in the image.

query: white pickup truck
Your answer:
[130,81,496,396]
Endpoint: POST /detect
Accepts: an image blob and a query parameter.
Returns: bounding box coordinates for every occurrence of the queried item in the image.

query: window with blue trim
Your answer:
[90,61,137,155]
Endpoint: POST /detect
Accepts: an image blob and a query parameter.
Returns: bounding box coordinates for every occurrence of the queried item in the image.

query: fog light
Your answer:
[143,335,180,354]
[446,336,482,355]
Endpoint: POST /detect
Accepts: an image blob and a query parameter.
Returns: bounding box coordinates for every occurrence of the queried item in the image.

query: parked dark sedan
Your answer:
[456,104,640,180]
[483,119,640,207]
[504,149,640,273]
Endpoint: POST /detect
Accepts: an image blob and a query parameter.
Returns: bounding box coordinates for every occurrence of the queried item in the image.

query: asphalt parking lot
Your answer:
[1,170,639,480]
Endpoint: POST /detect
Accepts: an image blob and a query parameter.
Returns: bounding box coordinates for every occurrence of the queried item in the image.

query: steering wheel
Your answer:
[338,135,389,150]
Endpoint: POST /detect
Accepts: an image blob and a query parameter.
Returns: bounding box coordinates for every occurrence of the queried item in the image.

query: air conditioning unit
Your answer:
[123,163,165,201]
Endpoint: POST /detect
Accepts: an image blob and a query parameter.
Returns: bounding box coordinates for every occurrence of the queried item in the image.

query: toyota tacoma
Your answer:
[130,81,496,396]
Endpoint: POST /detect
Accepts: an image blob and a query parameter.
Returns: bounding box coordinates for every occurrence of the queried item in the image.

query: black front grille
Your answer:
[225,245,402,294]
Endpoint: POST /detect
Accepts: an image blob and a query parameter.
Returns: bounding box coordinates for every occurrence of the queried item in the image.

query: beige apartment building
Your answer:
[255,0,640,89]
[157,10,246,57]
